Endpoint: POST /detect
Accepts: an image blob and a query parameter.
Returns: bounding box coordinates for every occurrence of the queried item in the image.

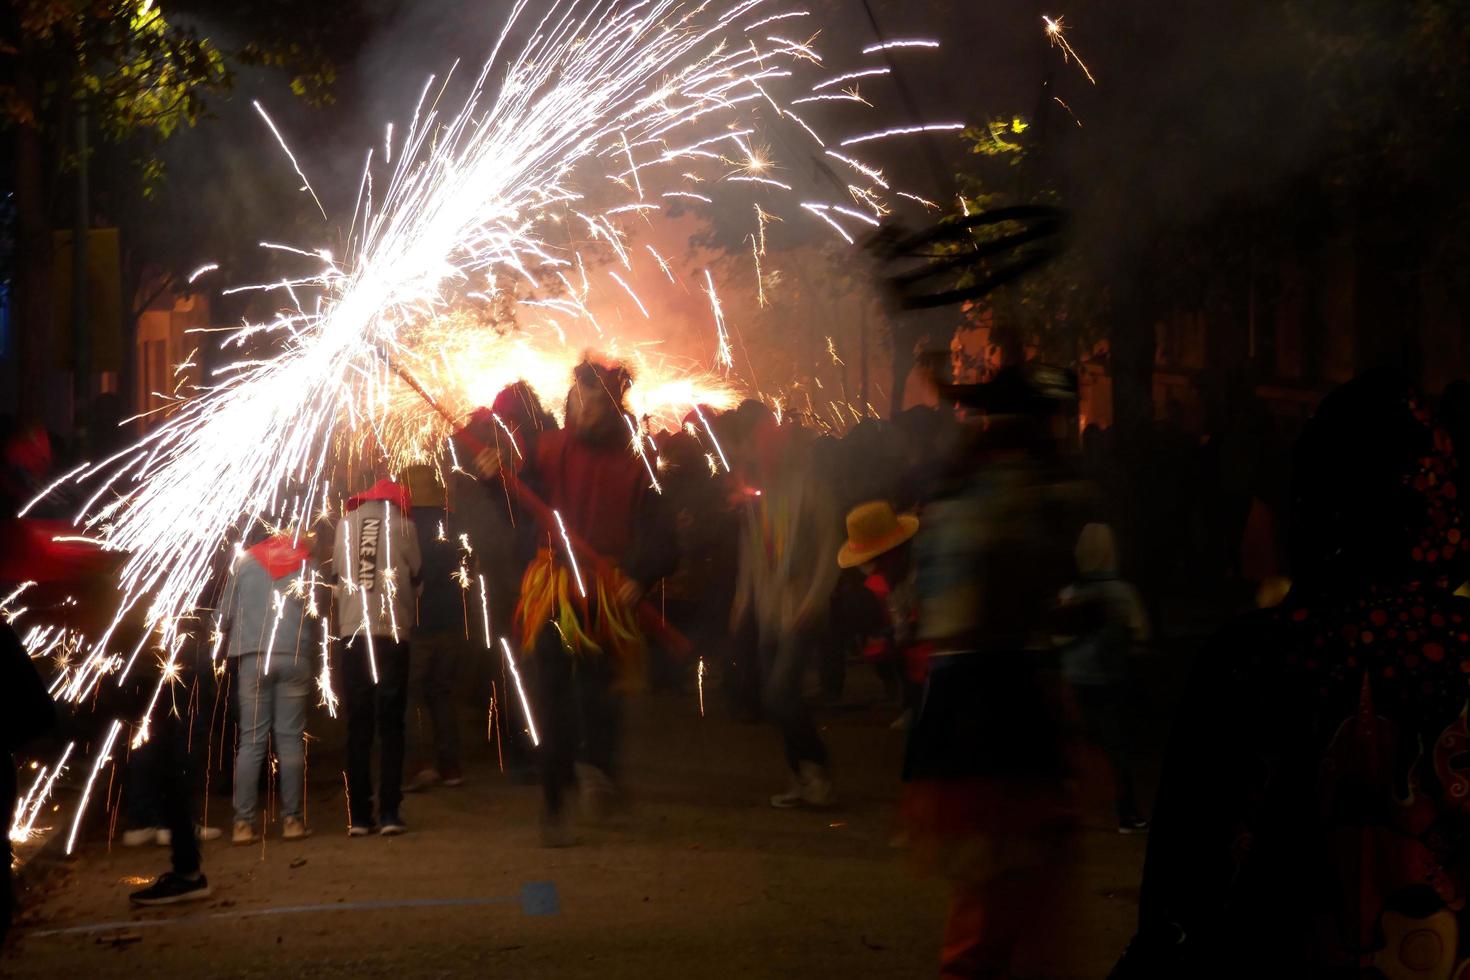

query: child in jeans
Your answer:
[221,529,323,844]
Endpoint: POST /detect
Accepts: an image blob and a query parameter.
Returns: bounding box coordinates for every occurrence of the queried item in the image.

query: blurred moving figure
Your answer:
[902,365,1089,980]
[483,359,675,846]
[1058,522,1151,834]
[1113,370,1470,978]
[731,401,842,809]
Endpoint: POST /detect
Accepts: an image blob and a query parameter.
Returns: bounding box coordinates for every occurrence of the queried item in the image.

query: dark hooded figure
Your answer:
[1113,369,1470,979]
[451,386,558,781]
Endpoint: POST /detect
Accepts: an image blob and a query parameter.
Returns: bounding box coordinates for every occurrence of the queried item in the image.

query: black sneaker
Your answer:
[129,871,211,906]
[379,813,407,836]
[348,823,377,837]
[1118,816,1150,835]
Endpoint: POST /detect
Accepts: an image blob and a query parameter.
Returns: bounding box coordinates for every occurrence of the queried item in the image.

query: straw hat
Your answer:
[838,501,920,569]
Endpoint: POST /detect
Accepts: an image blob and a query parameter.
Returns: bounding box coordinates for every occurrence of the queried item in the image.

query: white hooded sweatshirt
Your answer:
[333,498,422,640]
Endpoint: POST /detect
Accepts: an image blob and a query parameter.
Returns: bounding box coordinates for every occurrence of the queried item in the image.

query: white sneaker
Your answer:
[575,763,617,823]
[232,821,256,846]
[156,825,221,846]
[769,762,835,809]
[803,766,836,808]
[281,816,312,841]
[122,827,160,847]
[769,779,806,809]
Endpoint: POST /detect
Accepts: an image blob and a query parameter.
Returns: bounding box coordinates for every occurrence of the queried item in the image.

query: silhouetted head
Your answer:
[565,357,632,443]
[1289,369,1466,592]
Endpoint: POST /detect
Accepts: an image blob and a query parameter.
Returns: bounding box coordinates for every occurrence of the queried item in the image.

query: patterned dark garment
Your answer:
[1117,370,1470,979]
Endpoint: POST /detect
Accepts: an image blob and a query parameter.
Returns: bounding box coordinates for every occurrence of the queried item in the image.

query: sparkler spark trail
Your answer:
[478,574,493,649]
[812,67,890,90]
[1044,15,1097,85]
[697,657,706,717]
[692,404,730,472]
[19,0,948,852]
[840,123,965,147]
[66,721,122,855]
[552,510,587,599]
[251,101,328,219]
[861,39,940,54]
[498,638,540,747]
[11,743,73,843]
[704,270,734,372]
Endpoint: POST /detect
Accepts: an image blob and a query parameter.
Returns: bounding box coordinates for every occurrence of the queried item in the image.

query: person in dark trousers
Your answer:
[127,627,231,905]
[333,478,422,837]
[2,622,55,941]
[405,464,469,792]
[451,390,556,781]
[473,358,676,846]
[128,700,213,906]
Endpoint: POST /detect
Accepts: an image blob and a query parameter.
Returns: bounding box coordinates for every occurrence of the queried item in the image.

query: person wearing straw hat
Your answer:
[838,501,920,572]
[838,501,925,729]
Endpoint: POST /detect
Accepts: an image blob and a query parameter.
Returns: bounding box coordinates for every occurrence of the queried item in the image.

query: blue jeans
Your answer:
[233,651,311,823]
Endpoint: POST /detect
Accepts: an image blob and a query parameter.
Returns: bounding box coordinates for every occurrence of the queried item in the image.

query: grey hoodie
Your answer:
[219,553,324,660]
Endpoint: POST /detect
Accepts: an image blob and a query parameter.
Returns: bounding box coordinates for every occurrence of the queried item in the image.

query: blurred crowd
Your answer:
[3,362,1469,978]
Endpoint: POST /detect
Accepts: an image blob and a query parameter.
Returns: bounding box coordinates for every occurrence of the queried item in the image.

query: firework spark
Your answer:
[1044,15,1097,85]
[498,637,540,747]
[553,510,587,599]
[697,657,706,717]
[66,720,121,855]
[16,0,947,853]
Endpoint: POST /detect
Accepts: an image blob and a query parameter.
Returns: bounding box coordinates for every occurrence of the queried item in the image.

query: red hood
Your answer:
[345,478,412,515]
[247,534,312,580]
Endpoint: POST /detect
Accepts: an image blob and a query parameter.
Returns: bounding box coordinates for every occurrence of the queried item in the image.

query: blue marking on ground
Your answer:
[30,883,562,939]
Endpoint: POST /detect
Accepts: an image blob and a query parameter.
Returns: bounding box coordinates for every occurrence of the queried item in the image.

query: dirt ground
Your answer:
[5,668,1147,979]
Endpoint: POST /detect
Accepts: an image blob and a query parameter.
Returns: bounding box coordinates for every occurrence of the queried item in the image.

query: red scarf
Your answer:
[247,534,311,579]
[345,478,412,515]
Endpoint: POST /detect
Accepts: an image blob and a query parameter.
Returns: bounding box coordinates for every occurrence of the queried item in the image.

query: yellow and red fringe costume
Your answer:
[513,548,647,688]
